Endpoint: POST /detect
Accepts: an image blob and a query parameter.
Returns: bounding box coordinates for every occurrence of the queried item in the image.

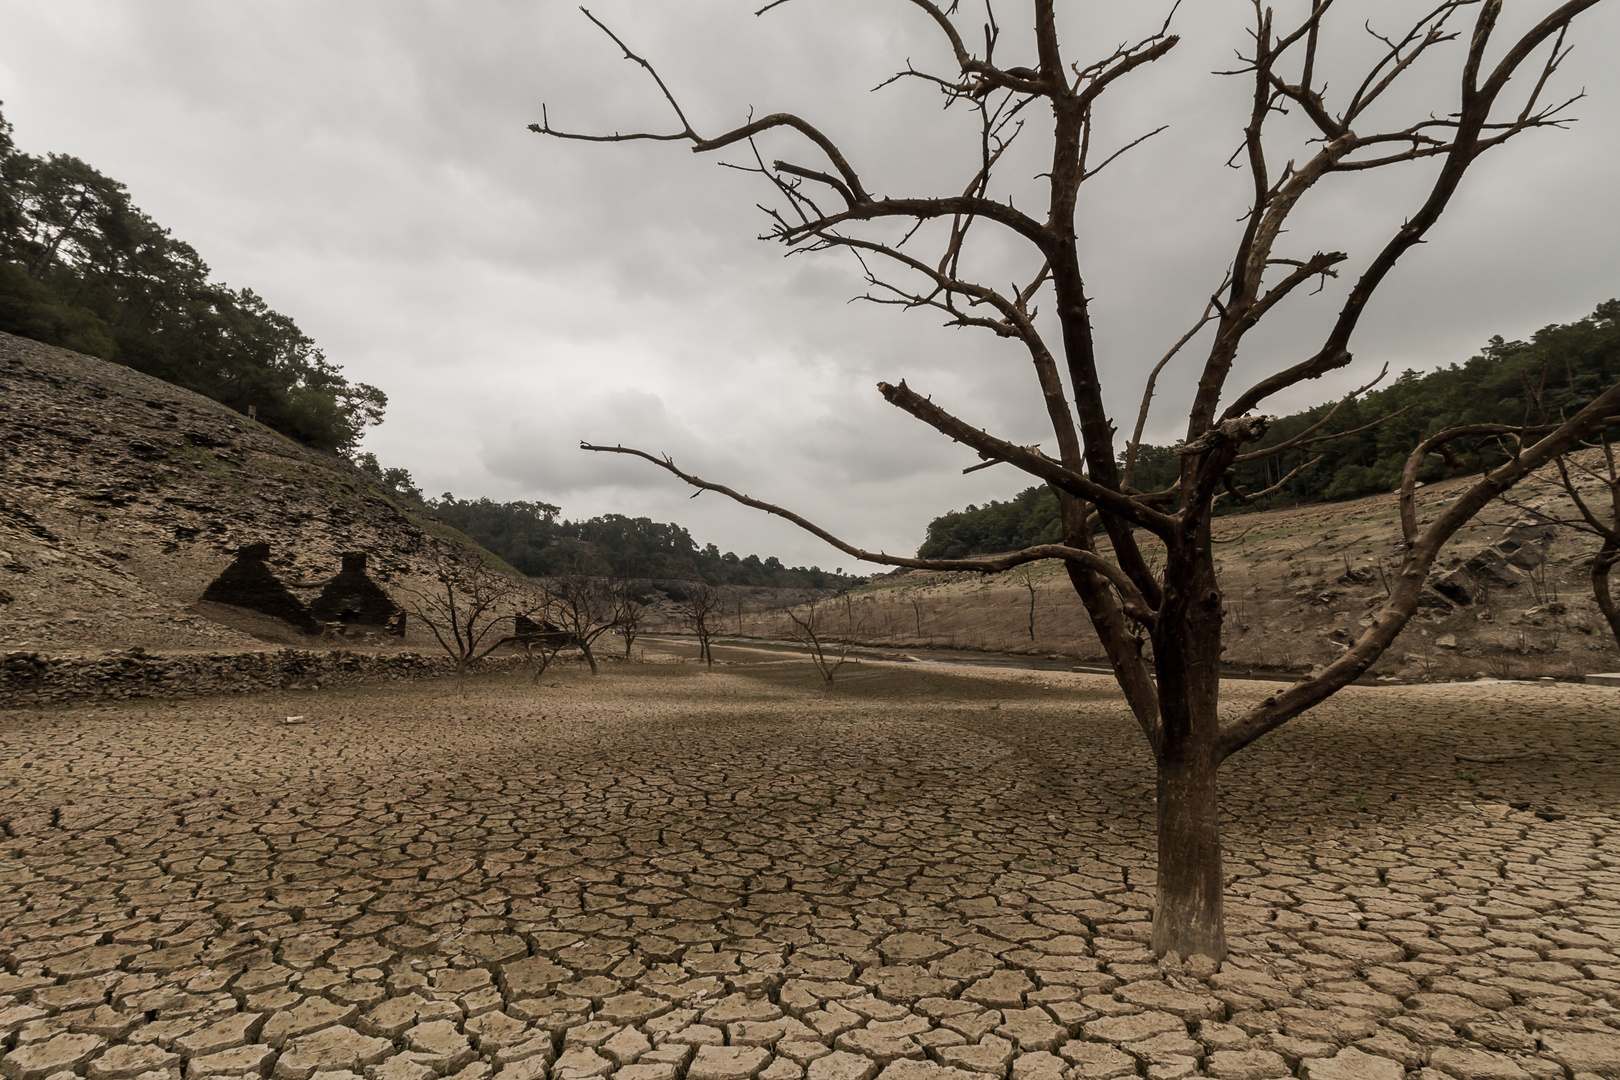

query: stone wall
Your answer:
[0,647,527,707]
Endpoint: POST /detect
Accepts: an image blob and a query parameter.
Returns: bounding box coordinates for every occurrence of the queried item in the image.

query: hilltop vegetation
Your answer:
[430,495,859,588]
[0,104,384,454]
[923,301,1620,558]
[348,466,858,588]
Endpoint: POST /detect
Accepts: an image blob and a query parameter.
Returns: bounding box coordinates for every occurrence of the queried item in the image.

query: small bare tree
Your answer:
[1500,438,1620,647]
[612,575,646,660]
[682,581,720,667]
[543,0,1616,961]
[404,545,524,694]
[544,568,619,675]
[787,597,854,685]
[1014,568,1038,642]
[512,598,571,686]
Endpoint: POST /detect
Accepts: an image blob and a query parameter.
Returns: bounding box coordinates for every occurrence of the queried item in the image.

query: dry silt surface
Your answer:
[3,656,1620,1080]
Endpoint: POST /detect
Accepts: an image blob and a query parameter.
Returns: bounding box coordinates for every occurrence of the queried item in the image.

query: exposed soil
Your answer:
[2,654,1617,1079]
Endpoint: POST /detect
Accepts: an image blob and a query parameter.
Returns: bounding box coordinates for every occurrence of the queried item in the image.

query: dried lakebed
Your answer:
[2,661,1619,1080]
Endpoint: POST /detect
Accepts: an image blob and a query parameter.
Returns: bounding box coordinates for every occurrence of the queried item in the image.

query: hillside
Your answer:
[738,464,1620,682]
[0,331,493,655]
[8,326,1615,687]
[922,300,1620,558]
[0,104,384,454]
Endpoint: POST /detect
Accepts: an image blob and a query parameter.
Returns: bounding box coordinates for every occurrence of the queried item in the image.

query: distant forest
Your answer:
[921,301,1620,558]
[351,456,854,588]
[428,494,858,588]
[0,103,385,453]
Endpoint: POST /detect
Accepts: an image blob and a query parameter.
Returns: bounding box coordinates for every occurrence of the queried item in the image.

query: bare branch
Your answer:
[580,441,1158,625]
[963,445,1040,474]
[874,381,1175,534]
[1125,278,1230,488]
[1397,422,1557,545]
[1081,124,1169,181]
[1231,364,1395,463]
[1220,0,1603,423]
[1217,454,1322,504]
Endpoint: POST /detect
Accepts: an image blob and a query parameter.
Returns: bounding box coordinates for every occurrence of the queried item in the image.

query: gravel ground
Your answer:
[2,657,1619,1080]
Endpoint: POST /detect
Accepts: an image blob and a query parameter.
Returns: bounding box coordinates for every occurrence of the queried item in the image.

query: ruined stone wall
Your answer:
[0,647,527,707]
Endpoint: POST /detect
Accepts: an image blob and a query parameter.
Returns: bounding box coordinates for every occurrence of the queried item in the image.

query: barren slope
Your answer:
[0,331,495,653]
[737,465,1618,682]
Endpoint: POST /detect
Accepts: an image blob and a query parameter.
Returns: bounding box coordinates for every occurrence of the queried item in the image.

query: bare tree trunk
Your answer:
[1149,540,1227,960]
[1021,573,1037,640]
[581,641,598,675]
[1152,744,1224,961]
[1594,540,1620,644]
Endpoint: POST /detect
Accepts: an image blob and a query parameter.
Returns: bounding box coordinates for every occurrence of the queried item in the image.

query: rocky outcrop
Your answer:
[1432,518,1556,606]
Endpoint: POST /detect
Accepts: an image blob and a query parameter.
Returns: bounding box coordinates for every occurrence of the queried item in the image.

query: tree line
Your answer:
[391,482,857,588]
[0,103,385,454]
[922,300,1620,558]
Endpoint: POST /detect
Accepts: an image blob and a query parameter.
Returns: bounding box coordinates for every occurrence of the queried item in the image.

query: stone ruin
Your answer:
[310,553,406,635]
[1432,518,1558,606]
[514,614,575,648]
[201,544,404,636]
[201,542,322,635]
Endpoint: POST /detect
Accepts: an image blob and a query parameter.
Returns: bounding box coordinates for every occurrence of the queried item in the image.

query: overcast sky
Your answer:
[2,2,1617,569]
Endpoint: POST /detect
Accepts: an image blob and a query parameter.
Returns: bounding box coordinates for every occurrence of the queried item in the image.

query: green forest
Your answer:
[427,493,857,588]
[921,300,1620,558]
[0,104,385,453]
[349,457,856,587]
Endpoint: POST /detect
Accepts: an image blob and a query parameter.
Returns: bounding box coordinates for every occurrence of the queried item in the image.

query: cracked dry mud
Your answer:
[3,659,1620,1080]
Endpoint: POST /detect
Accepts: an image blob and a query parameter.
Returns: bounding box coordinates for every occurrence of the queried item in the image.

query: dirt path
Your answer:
[2,661,1618,1079]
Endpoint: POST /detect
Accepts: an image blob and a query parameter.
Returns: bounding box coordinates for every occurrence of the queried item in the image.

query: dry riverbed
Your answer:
[2,657,1619,1080]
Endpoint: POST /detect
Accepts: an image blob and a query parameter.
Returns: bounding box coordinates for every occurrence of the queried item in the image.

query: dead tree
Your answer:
[787,597,853,685]
[1015,569,1038,642]
[612,575,646,660]
[683,581,720,667]
[1498,436,1620,647]
[541,0,1616,962]
[513,599,570,686]
[544,568,619,675]
[404,545,524,694]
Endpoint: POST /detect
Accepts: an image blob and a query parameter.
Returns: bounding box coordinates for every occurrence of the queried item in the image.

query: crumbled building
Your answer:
[309,552,405,635]
[200,542,322,634]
